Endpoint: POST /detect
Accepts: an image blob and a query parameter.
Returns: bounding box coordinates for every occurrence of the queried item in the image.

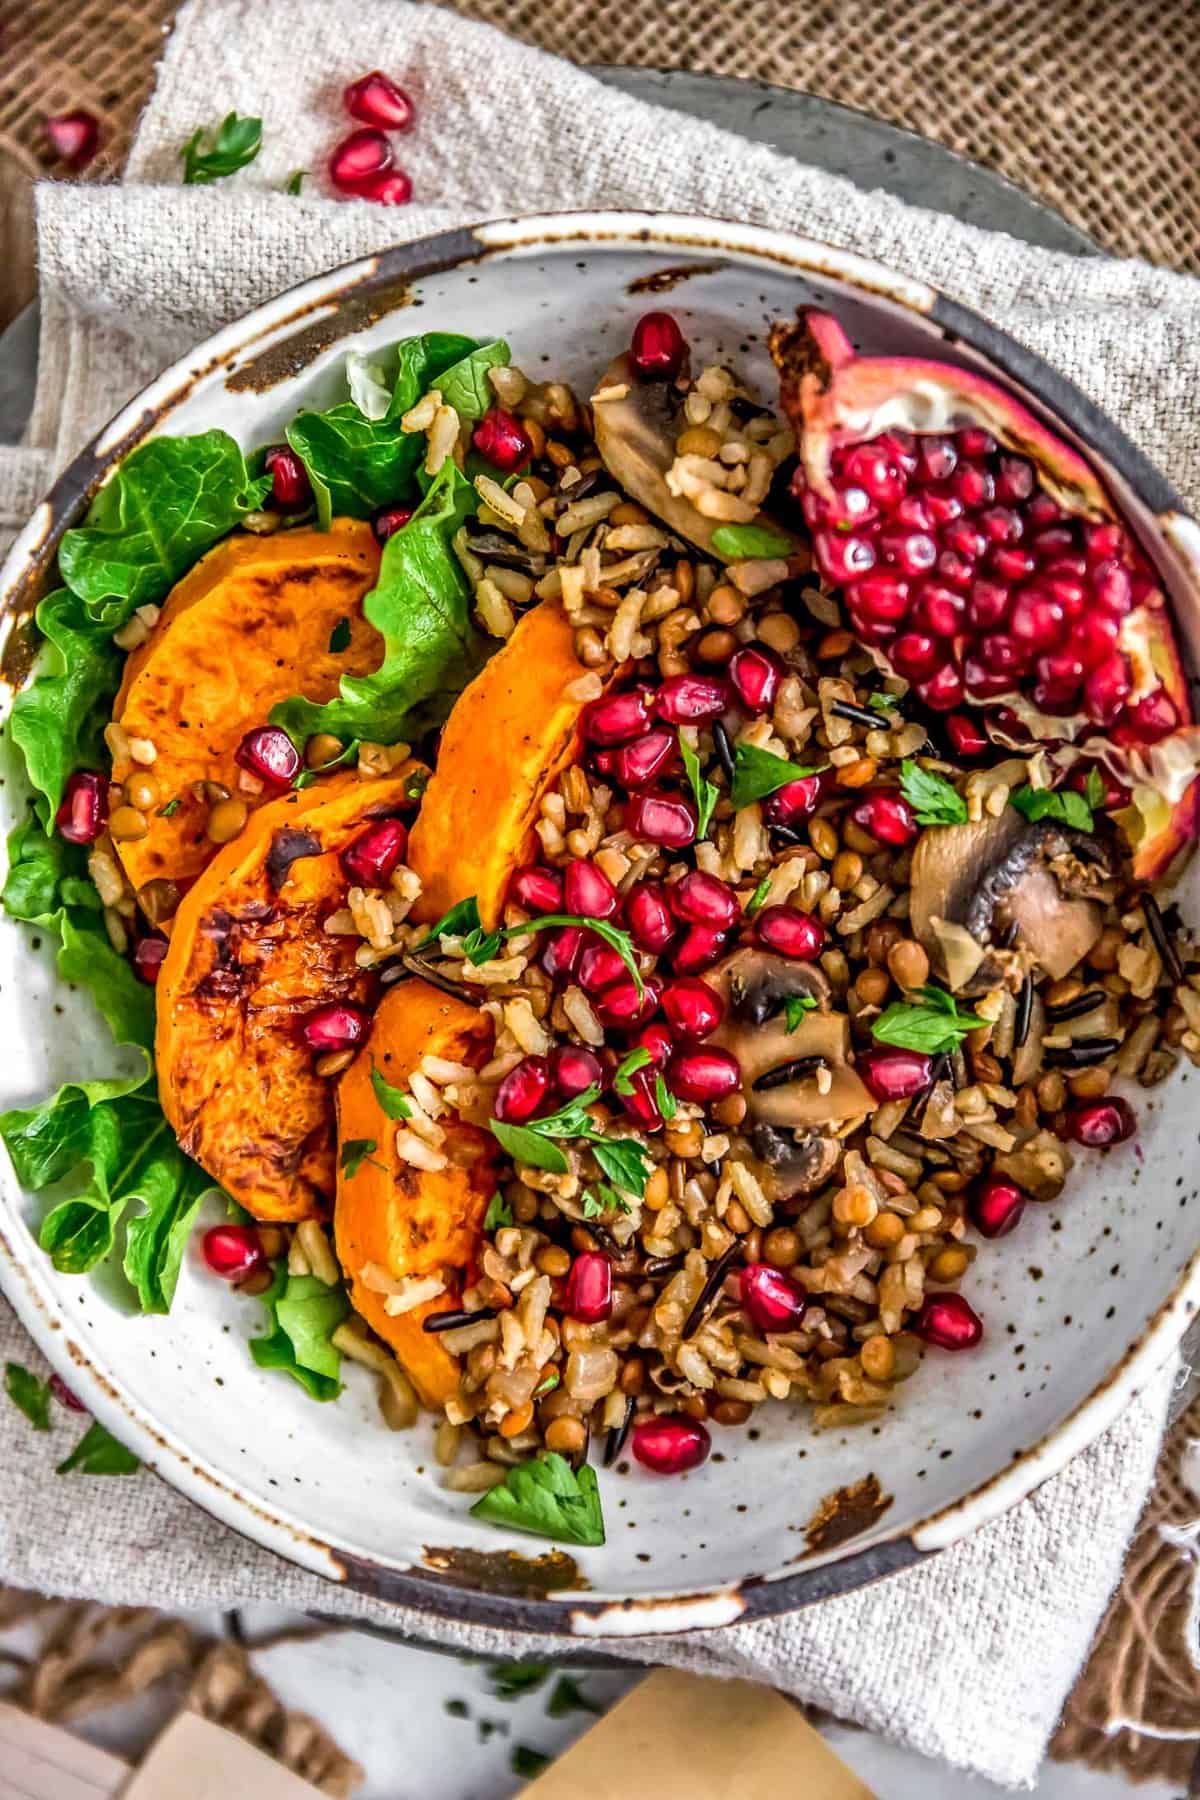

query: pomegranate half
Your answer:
[770,309,1199,880]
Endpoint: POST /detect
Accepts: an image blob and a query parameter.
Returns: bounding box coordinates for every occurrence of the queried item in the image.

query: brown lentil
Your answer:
[855,967,891,1008]
[832,850,864,890]
[1037,1070,1067,1112]
[136,878,179,925]
[499,1402,535,1439]
[860,1336,896,1381]
[931,1168,970,1194]
[725,1198,751,1235]
[909,1205,944,1233]
[866,919,904,965]
[865,1210,905,1249]
[1068,1066,1112,1099]
[712,1092,748,1128]
[1089,926,1124,972]
[694,627,738,664]
[929,1246,971,1282]
[124,771,160,812]
[841,819,880,856]
[763,1226,800,1267]
[677,425,723,459]
[673,559,695,604]
[711,1399,753,1426]
[809,818,839,861]
[817,628,855,659]
[523,417,546,457]
[665,1119,704,1159]
[836,758,877,790]
[756,612,801,655]
[536,1244,572,1277]
[887,938,930,990]
[834,1185,878,1228]
[206,797,249,844]
[544,1416,587,1454]
[315,1049,356,1078]
[108,805,148,842]
[706,584,746,626]
[305,733,344,770]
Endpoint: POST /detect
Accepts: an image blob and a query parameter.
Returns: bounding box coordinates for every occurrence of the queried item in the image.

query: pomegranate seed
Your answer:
[849,791,917,847]
[472,408,532,473]
[816,531,877,582]
[1027,493,1062,528]
[1074,612,1121,669]
[627,790,697,849]
[979,506,1023,544]
[958,427,996,458]
[579,941,628,993]
[133,936,168,984]
[856,1048,934,1102]
[910,582,964,637]
[45,109,99,168]
[626,882,677,953]
[1085,658,1132,730]
[672,923,730,974]
[632,1414,711,1474]
[203,1225,264,1281]
[895,494,935,530]
[235,726,300,790]
[827,485,877,529]
[915,1292,983,1350]
[945,713,989,758]
[995,456,1035,503]
[842,441,908,505]
[849,572,910,624]
[764,776,822,825]
[1010,587,1067,650]
[924,485,964,528]
[1067,1096,1136,1147]
[494,1056,552,1122]
[356,169,413,205]
[916,663,966,711]
[344,69,414,131]
[630,311,687,381]
[328,127,393,192]
[670,870,741,930]
[970,1174,1026,1238]
[619,1064,664,1131]
[655,673,730,724]
[891,632,944,681]
[596,975,662,1029]
[635,1021,676,1067]
[756,905,825,961]
[302,1003,368,1052]
[565,1252,612,1323]
[667,1046,741,1104]
[966,579,1010,630]
[953,463,994,509]
[541,926,585,981]
[728,646,782,714]
[581,689,654,745]
[49,1373,86,1412]
[740,1263,808,1333]
[661,976,724,1039]
[878,528,936,576]
[341,817,407,886]
[1093,560,1134,614]
[918,436,957,481]
[56,770,108,844]
[510,866,563,913]
[373,505,412,542]
[1122,689,1178,743]
[563,858,619,919]
[980,633,1028,677]
[264,445,311,511]
[550,1045,603,1097]
[990,545,1036,582]
[1036,649,1085,691]
[1086,522,1124,562]
[613,727,678,789]
[936,551,975,590]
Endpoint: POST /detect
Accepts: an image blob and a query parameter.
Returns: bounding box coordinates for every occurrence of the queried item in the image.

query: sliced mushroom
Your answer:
[711,946,830,1025]
[591,353,799,560]
[910,808,1115,985]
[744,1122,841,1202]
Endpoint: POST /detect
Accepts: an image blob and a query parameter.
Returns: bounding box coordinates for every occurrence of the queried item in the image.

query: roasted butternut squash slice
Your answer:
[335,980,498,1407]
[112,519,382,905]
[156,769,418,1222]
[407,599,616,928]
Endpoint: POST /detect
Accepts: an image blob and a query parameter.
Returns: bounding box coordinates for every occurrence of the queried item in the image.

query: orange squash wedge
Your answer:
[407,599,617,928]
[112,519,381,906]
[156,769,418,1222]
[334,980,498,1407]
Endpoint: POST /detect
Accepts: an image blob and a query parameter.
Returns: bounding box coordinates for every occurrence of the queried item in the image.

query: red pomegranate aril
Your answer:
[541,926,585,980]
[235,725,300,789]
[1086,522,1124,562]
[728,645,782,714]
[627,790,697,849]
[962,656,1013,700]
[668,1046,741,1105]
[344,70,415,131]
[302,1003,368,1052]
[356,168,414,205]
[979,633,1027,677]
[915,1291,983,1350]
[341,817,407,886]
[264,445,312,511]
[879,528,936,576]
[579,941,628,993]
[597,975,662,1029]
[917,436,957,482]
[943,520,987,561]
[613,727,677,789]
[979,505,1023,544]
[764,775,822,825]
[970,1174,1027,1238]
[550,1045,604,1097]
[966,579,1010,630]
[328,127,393,192]
[995,455,1035,503]
[842,440,909,504]
[756,905,825,961]
[372,505,412,543]
[936,551,975,591]
[45,109,100,167]
[1026,493,1062,528]
[1032,525,1076,560]
[953,463,995,509]
[1010,588,1067,650]
[990,546,1037,583]
[924,485,964,527]
[916,663,965,711]
[565,1252,613,1324]
[1068,761,1128,810]
[850,790,917,847]
[958,427,996,457]
[630,311,687,381]
[1120,688,1178,744]
[626,882,676,953]
[635,1021,676,1068]
[739,1263,808,1333]
[1075,612,1121,669]
[896,494,935,530]
[494,1056,553,1123]
[581,689,654,746]
[661,976,725,1039]
[655,673,730,724]
[849,572,910,623]
[563,857,619,919]
[619,1065,664,1131]
[1067,1096,1136,1147]
[133,936,168,984]
[49,1373,86,1412]
[202,1225,264,1282]
[472,408,532,473]
[890,632,944,681]
[1092,559,1133,615]
[815,530,877,582]
[632,1414,711,1475]
[510,866,563,913]
[856,1047,934,1101]
[1036,649,1085,690]
[945,712,989,758]
[673,923,730,974]
[670,870,741,930]
[911,582,964,637]
[56,770,108,844]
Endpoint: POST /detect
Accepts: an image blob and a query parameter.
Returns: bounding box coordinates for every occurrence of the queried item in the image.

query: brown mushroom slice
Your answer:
[743,1123,842,1203]
[704,948,870,1126]
[706,945,831,1024]
[591,353,799,560]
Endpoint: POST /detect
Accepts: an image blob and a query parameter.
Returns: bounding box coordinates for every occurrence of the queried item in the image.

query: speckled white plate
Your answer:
[3,213,1200,1639]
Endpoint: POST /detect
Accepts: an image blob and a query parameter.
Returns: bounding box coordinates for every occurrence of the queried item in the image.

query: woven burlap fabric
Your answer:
[0,0,1197,280]
[0,1,1198,1787]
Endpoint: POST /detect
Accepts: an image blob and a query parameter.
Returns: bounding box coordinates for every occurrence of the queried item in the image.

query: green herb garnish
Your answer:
[489,1661,551,1700]
[868,691,902,715]
[654,1072,677,1121]
[339,1138,380,1178]
[490,1085,652,1197]
[293,739,360,787]
[5,1361,52,1431]
[158,797,181,817]
[1010,771,1101,833]
[710,524,792,560]
[512,1747,552,1779]
[471,1451,605,1546]
[730,741,823,811]
[746,875,771,916]
[899,760,968,827]
[613,1046,653,1095]
[582,1182,632,1218]
[505,912,644,996]
[872,984,988,1054]
[784,994,817,1032]
[547,1675,603,1718]
[285,169,306,195]
[680,737,719,839]
[484,1193,513,1230]
[181,112,263,185]
[370,1066,412,1120]
[56,1420,140,1476]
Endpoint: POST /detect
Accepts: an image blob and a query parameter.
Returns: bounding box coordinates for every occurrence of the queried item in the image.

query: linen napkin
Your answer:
[1,2,1197,1785]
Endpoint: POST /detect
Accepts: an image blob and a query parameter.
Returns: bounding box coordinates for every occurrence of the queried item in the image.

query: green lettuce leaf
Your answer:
[249,1266,350,1400]
[270,460,486,748]
[8,590,121,820]
[57,430,270,628]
